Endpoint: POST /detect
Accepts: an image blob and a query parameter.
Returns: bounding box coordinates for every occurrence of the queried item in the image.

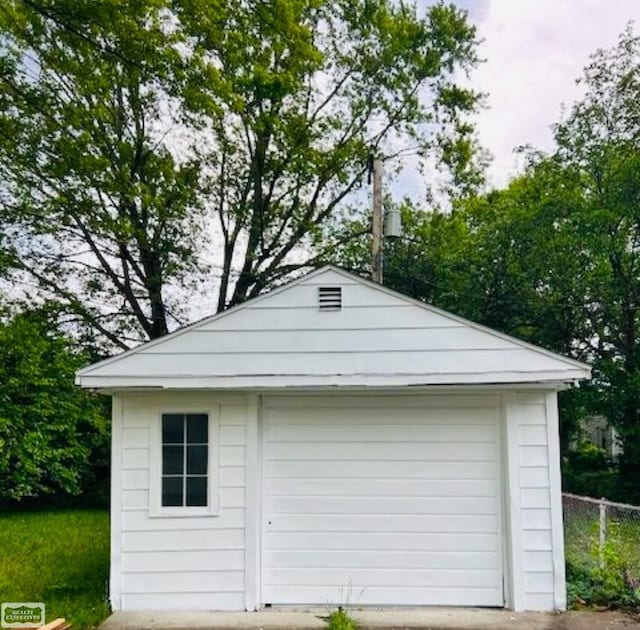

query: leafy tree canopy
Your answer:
[332,26,640,501]
[0,0,484,346]
[0,307,108,502]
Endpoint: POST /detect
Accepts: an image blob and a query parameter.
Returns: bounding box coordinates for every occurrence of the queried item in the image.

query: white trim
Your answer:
[98,383,573,396]
[148,404,220,517]
[256,395,264,609]
[502,393,525,611]
[259,397,269,607]
[244,394,259,611]
[76,265,591,384]
[546,391,567,611]
[494,401,506,607]
[79,371,588,390]
[109,395,123,611]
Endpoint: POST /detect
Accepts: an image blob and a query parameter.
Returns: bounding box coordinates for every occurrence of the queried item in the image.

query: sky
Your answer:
[451,0,640,188]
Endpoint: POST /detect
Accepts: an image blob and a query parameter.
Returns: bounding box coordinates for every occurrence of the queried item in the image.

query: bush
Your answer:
[0,309,109,504]
[568,441,609,474]
[563,441,620,501]
[566,522,640,610]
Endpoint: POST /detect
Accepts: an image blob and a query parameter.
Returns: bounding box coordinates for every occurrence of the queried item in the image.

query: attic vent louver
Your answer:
[318,286,342,311]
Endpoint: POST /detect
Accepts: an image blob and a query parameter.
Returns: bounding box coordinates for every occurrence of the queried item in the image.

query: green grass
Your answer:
[327,607,359,630]
[0,509,110,629]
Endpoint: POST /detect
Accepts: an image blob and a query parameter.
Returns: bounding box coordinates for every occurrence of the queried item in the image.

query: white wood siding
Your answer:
[505,392,562,611]
[78,267,589,389]
[115,393,247,611]
[110,388,567,613]
[261,394,503,607]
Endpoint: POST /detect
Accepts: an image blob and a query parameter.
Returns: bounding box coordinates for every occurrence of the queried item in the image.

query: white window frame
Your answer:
[149,403,220,517]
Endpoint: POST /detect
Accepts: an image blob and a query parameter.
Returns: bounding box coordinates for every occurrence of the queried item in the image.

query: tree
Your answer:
[174,0,485,311]
[0,1,484,347]
[0,0,204,349]
[551,26,640,497]
[332,26,640,501]
[329,164,596,454]
[0,308,108,502]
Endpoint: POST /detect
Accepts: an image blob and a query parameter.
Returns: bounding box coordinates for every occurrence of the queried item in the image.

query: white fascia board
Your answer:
[76,369,587,390]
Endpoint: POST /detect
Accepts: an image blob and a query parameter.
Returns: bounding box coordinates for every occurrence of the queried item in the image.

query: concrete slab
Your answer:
[99,608,640,630]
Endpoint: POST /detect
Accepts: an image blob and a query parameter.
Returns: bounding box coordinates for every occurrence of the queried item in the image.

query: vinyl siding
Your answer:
[109,388,567,612]
[514,393,556,611]
[116,393,247,611]
[78,268,589,388]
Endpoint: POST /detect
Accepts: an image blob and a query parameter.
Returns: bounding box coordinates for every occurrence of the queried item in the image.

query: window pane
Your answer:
[163,445,183,475]
[186,476,207,506]
[187,414,208,443]
[162,414,184,444]
[162,476,183,506]
[187,445,207,475]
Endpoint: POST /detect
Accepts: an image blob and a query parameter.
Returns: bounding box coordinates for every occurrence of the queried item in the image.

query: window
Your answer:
[150,405,219,517]
[161,413,208,508]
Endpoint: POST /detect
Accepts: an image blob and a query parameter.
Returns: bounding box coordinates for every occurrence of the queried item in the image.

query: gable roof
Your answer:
[76,265,591,389]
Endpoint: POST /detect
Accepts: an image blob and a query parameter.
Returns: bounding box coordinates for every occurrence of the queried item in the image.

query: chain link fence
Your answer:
[563,492,640,588]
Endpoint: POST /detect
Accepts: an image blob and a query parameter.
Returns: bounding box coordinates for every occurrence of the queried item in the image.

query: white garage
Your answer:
[76,265,591,613]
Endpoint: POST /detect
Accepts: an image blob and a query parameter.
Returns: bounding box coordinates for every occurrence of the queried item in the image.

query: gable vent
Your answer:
[318,286,342,311]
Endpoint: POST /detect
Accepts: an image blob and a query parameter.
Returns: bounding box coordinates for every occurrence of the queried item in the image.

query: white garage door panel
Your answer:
[265,550,500,570]
[268,514,498,533]
[262,399,503,607]
[268,441,497,461]
[270,496,498,515]
[266,532,500,552]
[269,405,497,422]
[265,568,499,588]
[265,460,497,479]
[266,478,497,497]
[268,586,501,607]
[267,423,496,442]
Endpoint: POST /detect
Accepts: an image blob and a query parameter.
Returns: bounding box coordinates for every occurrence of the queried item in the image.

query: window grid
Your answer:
[161,413,208,508]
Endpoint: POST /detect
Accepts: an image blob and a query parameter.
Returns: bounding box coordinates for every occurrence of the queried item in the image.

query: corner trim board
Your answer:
[546,391,567,610]
[503,392,525,611]
[244,393,260,610]
[110,395,123,610]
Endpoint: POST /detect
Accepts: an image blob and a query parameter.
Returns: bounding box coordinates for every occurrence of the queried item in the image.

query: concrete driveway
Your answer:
[100,608,640,630]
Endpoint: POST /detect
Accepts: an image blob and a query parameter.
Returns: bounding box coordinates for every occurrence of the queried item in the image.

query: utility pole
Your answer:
[371,156,383,284]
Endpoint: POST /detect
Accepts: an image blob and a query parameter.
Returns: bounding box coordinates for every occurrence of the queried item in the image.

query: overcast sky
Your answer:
[453,0,640,188]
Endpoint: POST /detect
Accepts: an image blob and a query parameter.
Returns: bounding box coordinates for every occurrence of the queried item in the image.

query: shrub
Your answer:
[568,441,609,474]
[566,521,640,610]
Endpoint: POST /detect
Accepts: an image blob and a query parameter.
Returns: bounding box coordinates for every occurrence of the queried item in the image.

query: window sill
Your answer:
[149,506,219,518]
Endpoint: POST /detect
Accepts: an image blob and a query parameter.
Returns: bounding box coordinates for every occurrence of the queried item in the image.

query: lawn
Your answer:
[0,509,110,629]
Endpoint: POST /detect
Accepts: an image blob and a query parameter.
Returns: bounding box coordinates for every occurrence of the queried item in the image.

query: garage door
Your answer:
[261,395,503,607]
